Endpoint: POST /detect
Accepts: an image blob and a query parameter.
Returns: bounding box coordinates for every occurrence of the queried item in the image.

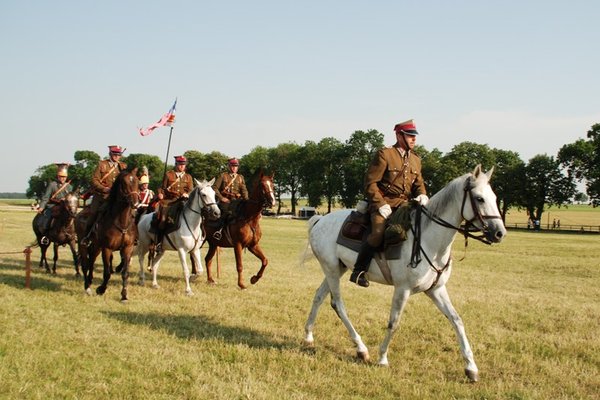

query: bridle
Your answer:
[409,175,503,291]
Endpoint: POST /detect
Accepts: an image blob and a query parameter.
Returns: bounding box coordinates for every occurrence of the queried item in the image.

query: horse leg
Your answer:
[137,244,147,286]
[176,248,194,296]
[377,287,411,366]
[119,247,132,303]
[234,243,246,289]
[52,243,59,274]
[96,248,113,296]
[69,240,80,277]
[41,243,50,272]
[325,274,369,361]
[150,251,166,289]
[426,285,479,382]
[204,244,218,285]
[304,278,331,347]
[189,247,202,281]
[247,244,268,285]
[82,246,99,295]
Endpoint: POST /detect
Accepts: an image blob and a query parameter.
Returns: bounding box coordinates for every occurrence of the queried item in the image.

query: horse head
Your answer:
[461,164,506,243]
[63,191,79,218]
[193,178,221,220]
[256,171,276,209]
[108,168,140,210]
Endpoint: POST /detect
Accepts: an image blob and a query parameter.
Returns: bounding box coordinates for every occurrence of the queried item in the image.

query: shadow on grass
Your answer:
[104,310,297,352]
[0,270,64,291]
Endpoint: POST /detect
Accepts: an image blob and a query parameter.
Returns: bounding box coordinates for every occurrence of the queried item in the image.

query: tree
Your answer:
[558,123,600,206]
[440,142,496,185]
[521,155,576,223]
[268,143,302,214]
[490,149,526,222]
[338,130,384,208]
[299,138,345,212]
[124,153,163,190]
[185,150,228,181]
[418,146,444,195]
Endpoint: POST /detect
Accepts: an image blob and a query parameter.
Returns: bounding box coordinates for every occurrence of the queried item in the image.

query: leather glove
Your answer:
[415,194,429,206]
[378,204,392,219]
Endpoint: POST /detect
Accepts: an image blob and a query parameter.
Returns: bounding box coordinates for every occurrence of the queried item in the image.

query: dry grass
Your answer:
[0,204,599,399]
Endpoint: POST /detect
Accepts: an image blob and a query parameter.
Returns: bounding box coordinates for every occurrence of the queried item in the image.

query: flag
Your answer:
[139,99,177,136]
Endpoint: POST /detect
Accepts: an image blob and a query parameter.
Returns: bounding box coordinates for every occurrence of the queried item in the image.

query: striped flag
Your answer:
[139,99,177,136]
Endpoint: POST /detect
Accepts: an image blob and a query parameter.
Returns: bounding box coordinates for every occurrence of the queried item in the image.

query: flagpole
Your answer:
[162,126,174,183]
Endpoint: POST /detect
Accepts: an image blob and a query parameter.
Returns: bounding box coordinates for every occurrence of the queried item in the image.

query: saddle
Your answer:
[151,201,183,235]
[336,204,414,260]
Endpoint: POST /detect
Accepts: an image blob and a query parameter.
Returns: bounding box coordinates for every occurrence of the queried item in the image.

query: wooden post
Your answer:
[23,246,32,290]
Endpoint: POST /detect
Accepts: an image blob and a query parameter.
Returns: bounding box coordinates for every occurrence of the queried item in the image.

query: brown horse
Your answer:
[76,168,139,302]
[32,192,80,275]
[203,171,276,289]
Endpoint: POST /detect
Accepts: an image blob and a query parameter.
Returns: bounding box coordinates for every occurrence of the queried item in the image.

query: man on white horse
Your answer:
[350,119,429,287]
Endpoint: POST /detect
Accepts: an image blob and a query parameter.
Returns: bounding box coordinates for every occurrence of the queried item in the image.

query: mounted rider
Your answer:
[135,169,156,223]
[81,145,127,243]
[213,157,248,219]
[153,155,193,251]
[37,163,73,243]
[349,119,429,287]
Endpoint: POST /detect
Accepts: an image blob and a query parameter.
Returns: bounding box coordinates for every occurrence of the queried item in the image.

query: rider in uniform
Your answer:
[135,170,156,223]
[154,155,193,251]
[81,145,127,243]
[349,120,429,287]
[212,157,248,234]
[37,163,73,243]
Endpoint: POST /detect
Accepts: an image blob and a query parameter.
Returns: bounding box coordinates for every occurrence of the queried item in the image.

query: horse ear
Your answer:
[194,178,201,187]
[485,166,494,181]
[207,177,215,186]
[472,164,482,178]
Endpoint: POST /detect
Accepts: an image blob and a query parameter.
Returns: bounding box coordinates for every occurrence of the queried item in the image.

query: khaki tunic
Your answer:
[213,172,248,202]
[158,170,193,202]
[365,145,426,213]
[91,159,127,199]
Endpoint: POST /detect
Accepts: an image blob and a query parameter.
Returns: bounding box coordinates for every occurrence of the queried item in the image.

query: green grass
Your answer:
[0,206,599,399]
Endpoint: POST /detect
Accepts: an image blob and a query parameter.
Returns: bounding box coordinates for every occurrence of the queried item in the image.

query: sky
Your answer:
[2,1,599,193]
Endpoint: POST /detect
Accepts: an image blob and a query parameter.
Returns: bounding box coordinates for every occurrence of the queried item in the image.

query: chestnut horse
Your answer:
[76,169,139,302]
[203,171,276,289]
[32,191,80,275]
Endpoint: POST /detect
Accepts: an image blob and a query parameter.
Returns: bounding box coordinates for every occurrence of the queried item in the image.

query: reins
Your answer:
[408,175,502,290]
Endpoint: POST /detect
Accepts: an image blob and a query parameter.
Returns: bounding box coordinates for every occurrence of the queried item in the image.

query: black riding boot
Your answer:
[350,242,376,287]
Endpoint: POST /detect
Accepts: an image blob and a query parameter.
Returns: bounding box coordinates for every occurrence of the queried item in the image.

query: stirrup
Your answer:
[40,236,50,246]
[213,228,222,240]
[350,270,370,287]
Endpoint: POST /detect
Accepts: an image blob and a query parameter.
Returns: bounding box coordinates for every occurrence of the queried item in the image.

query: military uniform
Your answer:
[213,172,248,202]
[351,119,428,288]
[82,146,126,240]
[158,170,193,204]
[38,176,72,234]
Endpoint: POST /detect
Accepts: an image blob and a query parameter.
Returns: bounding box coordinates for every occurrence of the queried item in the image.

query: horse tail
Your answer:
[298,215,323,267]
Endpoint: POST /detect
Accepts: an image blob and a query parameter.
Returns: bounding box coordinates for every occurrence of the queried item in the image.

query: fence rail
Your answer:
[505,223,600,234]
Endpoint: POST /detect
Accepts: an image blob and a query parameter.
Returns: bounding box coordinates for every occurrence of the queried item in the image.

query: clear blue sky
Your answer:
[2,1,599,192]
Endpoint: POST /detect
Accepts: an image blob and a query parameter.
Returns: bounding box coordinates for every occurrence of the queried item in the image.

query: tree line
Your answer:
[27,124,600,223]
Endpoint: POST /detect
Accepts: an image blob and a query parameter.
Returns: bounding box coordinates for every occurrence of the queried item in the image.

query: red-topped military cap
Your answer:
[108,145,124,154]
[174,155,187,164]
[394,119,418,135]
[228,158,240,166]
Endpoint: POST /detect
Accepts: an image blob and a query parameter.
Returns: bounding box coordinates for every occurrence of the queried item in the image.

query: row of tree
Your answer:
[28,124,600,223]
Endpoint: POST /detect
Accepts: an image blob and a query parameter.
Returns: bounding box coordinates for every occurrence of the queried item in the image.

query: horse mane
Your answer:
[106,170,129,204]
[422,173,472,227]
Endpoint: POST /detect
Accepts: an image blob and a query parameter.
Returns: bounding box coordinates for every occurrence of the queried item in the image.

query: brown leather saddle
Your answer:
[336,205,414,260]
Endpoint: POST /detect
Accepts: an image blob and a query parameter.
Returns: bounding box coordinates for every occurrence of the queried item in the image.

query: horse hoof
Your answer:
[96,287,106,295]
[465,369,479,383]
[250,276,259,284]
[207,280,217,286]
[189,274,198,282]
[138,280,145,287]
[85,288,93,296]
[185,290,194,297]
[357,351,370,363]
[152,283,160,289]
[120,298,128,304]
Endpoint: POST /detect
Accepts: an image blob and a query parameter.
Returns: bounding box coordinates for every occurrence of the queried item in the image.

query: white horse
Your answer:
[303,165,506,382]
[137,178,220,295]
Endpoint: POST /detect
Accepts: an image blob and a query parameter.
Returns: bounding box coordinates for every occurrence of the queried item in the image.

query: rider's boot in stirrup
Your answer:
[350,242,375,288]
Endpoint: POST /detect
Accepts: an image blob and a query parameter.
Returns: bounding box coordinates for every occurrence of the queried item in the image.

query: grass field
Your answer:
[0,202,599,399]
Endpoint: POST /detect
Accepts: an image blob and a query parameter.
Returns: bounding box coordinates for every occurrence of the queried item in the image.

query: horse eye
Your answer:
[476,196,484,203]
